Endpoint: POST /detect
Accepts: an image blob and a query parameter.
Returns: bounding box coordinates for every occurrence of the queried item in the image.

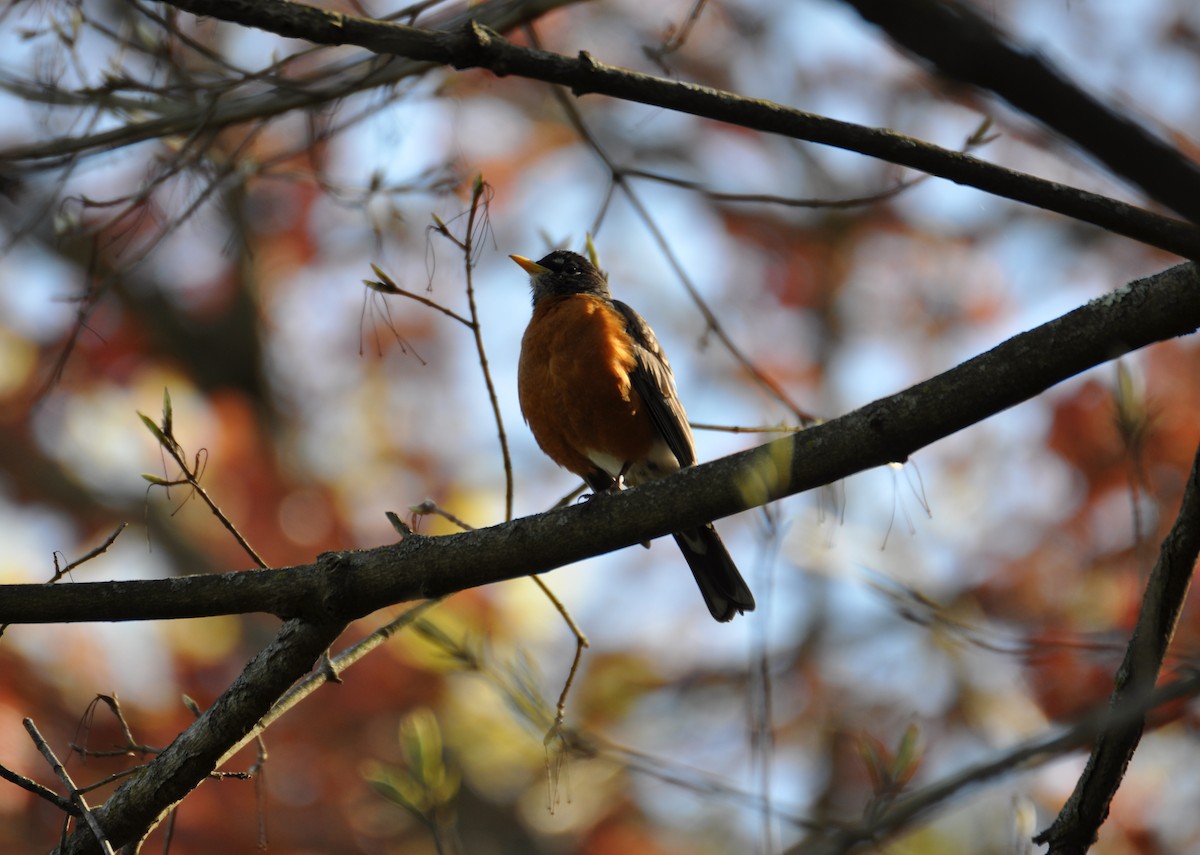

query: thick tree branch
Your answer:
[11,0,1198,256]
[56,617,347,855]
[2,263,1197,630]
[842,0,1200,224]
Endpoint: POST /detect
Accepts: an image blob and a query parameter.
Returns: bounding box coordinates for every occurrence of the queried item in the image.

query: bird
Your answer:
[511,249,755,622]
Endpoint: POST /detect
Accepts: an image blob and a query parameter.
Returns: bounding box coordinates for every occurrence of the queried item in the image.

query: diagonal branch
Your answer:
[1035,441,1200,854]
[1,263,1197,630]
[56,615,348,854]
[841,0,1200,224]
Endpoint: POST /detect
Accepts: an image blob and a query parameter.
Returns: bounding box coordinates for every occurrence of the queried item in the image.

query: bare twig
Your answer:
[627,166,920,209]
[430,178,516,521]
[410,500,476,533]
[409,499,591,725]
[427,181,591,724]
[139,388,269,568]
[25,719,115,855]
[365,264,473,326]
[622,115,995,210]
[72,696,165,759]
[690,421,808,434]
[0,762,78,814]
[1,523,130,638]
[52,524,129,581]
[532,575,589,726]
[644,0,710,71]
[212,601,440,773]
[619,175,819,423]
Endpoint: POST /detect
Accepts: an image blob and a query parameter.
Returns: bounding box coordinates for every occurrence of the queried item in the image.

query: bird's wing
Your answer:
[611,299,697,468]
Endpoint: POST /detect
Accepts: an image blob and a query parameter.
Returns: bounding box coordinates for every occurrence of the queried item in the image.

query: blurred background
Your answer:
[1,0,1198,852]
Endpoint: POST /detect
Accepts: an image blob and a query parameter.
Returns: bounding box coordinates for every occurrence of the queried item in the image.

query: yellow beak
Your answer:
[509,254,549,276]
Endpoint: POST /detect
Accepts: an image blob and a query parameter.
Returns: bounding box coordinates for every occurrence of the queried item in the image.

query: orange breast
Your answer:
[519,295,657,479]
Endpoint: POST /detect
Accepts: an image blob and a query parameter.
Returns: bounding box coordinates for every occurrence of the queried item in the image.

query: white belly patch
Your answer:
[586,440,681,487]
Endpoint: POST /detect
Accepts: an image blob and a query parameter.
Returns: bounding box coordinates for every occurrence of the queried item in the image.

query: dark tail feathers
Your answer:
[673,525,756,622]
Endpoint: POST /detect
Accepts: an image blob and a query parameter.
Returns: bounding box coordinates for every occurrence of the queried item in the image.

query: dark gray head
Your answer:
[510,250,611,305]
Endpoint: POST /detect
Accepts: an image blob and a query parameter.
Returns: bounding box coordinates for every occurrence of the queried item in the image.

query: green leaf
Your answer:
[137,411,168,445]
[161,387,173,437]
[894,722,922,778]
[369,263,398,291]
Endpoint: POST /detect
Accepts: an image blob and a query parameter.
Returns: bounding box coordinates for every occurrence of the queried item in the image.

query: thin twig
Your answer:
[690,421,808,434]
[24,719,114,855]
[456,179,515,521]
[644,0,710,71]
[0,762,77,814]
[412,503,590,732]
[623,115,995,212]
[410,500,476,533]
[624,167,921,209]
[365,265,473,327]
[429,182,591,721]
[140,389,268,568]
[72,695,164,759]
[53,523,129,580]
[531,575,589,725]
[408,500,591,713]
[214,601,441,769]
[1,523,131,639]
[74,768,143,796]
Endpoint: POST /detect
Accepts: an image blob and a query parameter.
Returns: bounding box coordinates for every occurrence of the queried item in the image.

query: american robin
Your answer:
[511,250,756,622]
